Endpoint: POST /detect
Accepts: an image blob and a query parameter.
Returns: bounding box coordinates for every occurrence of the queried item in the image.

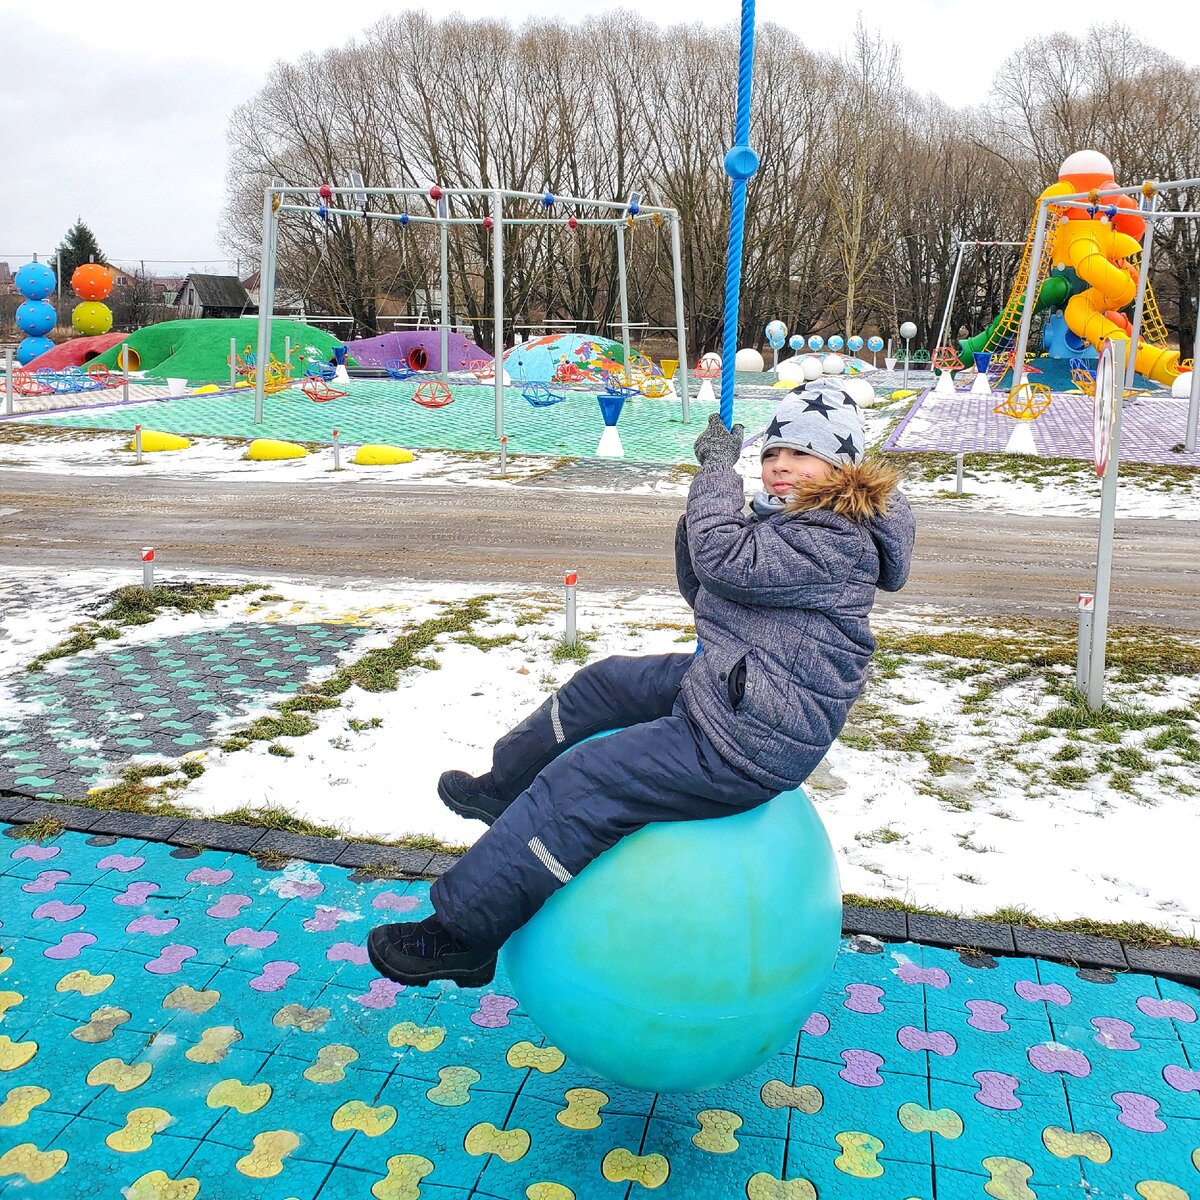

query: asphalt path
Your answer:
[1,471,1198,630]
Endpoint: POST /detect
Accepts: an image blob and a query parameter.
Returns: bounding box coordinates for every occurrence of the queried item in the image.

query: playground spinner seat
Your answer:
[552,362,589,384]
[413,381,454,408]
[931,346,961,374]
[693,360,720,380]
[306,362,337,381]
[301,375,347,403]
[639,377,671,398]
[995,381,1053,420]
[85,363,117,389]
[11,368,54,397]
[470,359,495,382]
[522,382,567,408]
[385,359,415,380]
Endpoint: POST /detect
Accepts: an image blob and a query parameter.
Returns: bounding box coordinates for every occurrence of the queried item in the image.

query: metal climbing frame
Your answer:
[253,184,692,437]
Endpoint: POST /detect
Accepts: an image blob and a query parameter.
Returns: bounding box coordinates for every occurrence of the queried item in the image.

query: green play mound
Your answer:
[88,318,347,383]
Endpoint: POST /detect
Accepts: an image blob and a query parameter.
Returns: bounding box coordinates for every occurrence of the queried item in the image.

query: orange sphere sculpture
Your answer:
[71,263,114,302]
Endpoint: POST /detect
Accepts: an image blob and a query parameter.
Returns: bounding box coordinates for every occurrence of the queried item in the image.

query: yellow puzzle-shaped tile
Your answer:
[426,1066,481,1107]
[206,1079,273,1114]
[1136,1183,1191,1200]
[746,1173,818,1200]
[601,1148,671,1189]
[556,1087,609,1131]
[331,1100,397,1137]
[72,1006,133,1044]
[0,1036,37,1072]
[273,1004,331,1032]
[1041,1126,1111,1163]
[0,1143,68,1183]
[526,1185,576,1200]
[235,1130,301,1178]
[371,1154,434,1200]
[106,1106,173,1152]
[693,1109,742,1154]
[0,957,11,974]
[387,1021,445,1052]
[186,1027,243,1064]
[305,1044,359,1084]
[897,1102,964,1140]
[982,1157,1036,1200]
[162,986,220,1014]
[834,1131,885,1179]
[760,1080,823,1114]
[464,1122,531,1163]
[0,991,24,1018]
[0,1086,50,1127]
[87,1058,153,1092]
[124,1169,202,1200]
[506,1041,565,1073]
[56,969,114,996]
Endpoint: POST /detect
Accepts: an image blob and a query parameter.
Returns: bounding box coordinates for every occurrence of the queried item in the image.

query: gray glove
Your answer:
[693,412,744,467]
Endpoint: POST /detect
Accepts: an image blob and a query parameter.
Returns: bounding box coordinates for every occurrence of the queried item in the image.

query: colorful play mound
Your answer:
[504,333,655,383]
[21,333,126,372]
[87,318,347,384]
[345,330,490,373]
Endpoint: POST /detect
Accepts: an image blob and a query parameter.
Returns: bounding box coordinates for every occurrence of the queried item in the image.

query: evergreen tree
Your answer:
[54,219,107,284]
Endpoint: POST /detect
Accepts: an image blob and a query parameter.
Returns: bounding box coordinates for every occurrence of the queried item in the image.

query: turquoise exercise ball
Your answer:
[14,261,56,301]
[15,300,56,338]
[502,780,841,1093]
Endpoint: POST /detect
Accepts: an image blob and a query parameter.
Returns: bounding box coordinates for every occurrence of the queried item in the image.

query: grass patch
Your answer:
[11,817,65,842]
[267,743,295,758]
[856,827,903,845]
[348,717,383,731]
[455,632,519,652]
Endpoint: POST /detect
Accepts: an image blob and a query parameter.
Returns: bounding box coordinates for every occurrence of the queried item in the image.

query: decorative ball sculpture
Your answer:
[821,353,847,375]
[734,347,765,373]
[847,335,864,353]
[699,352,722,369]
[503,777,841,1093]
[827,335,845,352]
[70,263,114,301]
[15,300,57,337]
[14,261,56,301]
[72,301,113,336]
[764,319,787,343]
[16,336,54,365]
[807,335,824,351]
[789,335,804,350]
[867,336,884,354]
[800,354,824,380]
[900,321,918,340]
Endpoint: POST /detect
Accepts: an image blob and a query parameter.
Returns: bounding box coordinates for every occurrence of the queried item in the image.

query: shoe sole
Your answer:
[367,936,496,989]
[437,778,497,826]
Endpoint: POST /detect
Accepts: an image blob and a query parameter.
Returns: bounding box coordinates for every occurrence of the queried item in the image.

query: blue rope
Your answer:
[720,0,759,430]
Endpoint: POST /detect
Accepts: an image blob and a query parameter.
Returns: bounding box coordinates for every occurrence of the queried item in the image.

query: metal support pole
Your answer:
[1087,340,1126,711]
[284,336,291,372]
[229,336,237,388]
[141,546,155,589]
[492,189,504,439]
[332,428,341,470]
[564,570,577,646]
[670,214,691,423]
[500,435,508,478]
[1010,200,1052,388]
[955,452,964,494]
[1076,592,1094,694]
[134,424,143,465]
[1124,196,1157,391]
[253,184,277,425]
[1187,267,1200,453]
[935,242,967,352]
[615,224,631,369]
[3,347,12,417]
[440,215,450,386]
[122,343,130,403]
[902,337,912,390]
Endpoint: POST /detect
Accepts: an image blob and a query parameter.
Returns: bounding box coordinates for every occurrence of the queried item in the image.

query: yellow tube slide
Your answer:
[1053,221,1180,385]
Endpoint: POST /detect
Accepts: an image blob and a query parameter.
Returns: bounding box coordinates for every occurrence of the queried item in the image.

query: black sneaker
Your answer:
[437,770,506,826]
[367,918,497,988]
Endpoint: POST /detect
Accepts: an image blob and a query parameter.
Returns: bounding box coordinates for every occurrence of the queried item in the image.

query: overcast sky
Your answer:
[4,0,1199,277]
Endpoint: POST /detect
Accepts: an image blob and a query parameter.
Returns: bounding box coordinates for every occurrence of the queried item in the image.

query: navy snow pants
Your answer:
[430,652,776,952]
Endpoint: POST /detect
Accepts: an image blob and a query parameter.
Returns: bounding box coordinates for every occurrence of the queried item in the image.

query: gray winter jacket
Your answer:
[675,459,915,791]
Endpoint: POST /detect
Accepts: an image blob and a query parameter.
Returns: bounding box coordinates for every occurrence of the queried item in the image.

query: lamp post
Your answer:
[900,321,917,389]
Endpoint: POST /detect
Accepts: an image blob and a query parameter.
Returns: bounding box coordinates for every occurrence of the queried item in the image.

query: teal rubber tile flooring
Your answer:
[24,380,783,463]
[1,827,1198,1197]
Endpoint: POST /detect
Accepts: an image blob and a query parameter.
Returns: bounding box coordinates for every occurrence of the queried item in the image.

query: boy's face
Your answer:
[761,446,834,495]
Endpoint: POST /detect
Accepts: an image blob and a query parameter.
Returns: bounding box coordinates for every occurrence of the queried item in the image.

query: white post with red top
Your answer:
[332,429,341,470]
[564,571,578,647]
[500,435,508,478]
[142,547,155,590]
[134,424,143,465]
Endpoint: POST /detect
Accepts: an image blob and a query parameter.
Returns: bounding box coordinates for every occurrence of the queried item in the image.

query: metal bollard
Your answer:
[500,435,508,478]
[955,452,964,495]
[122,343,130,403]
[142,547,155,590]
[134,424,143,465]
[332,429,341,470]
[564,571,577,646]
[3,346,12,417]
[230,336,237,388]
[1076,592,1094,694]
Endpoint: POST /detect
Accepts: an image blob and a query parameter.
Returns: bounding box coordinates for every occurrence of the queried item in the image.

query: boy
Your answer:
[369,385,915,987]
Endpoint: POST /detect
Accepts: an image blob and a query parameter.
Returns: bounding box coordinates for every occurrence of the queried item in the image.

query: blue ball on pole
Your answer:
[502,768,841,1093]
[14,262,57,301]
[867,335,884,353]
[15,300,57,338]
[789,335,804,350]
[16,336,54,365]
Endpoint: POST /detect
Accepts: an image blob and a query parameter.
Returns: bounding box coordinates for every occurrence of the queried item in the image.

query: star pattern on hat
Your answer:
[799,393,837,418]
[764,415,791,440]
[835,432,859,458]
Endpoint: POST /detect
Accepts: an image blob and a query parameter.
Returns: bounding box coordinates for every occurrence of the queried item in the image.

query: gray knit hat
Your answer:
[760,379,865,466]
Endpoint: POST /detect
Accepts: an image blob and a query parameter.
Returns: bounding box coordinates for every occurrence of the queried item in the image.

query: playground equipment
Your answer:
[347,330,490,375]
[13,262,58,364]
[413,380,454,409]
[521,382,566,408]
[300,375,346,403]
[255,183,690,434]
[71,265,114,336]
[502,778,840,1093]
[957,152,1192,390]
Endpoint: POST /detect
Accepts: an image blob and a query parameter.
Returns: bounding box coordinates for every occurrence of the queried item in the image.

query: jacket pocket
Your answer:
[726,653,747,710]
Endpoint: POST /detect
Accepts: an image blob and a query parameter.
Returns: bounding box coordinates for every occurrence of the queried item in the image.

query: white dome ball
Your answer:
[1059,149,1114,179]
[1171,370,1194,398]
[801,355,824,381]
[821,354,846,375]
[841,377,877,406]
[734,347,765,373]
[776,357,807,382]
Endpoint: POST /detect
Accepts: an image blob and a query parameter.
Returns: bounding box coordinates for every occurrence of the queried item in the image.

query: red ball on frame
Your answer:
[482,216,494,231]
[430,185,443,201]
[318,183,333,200]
